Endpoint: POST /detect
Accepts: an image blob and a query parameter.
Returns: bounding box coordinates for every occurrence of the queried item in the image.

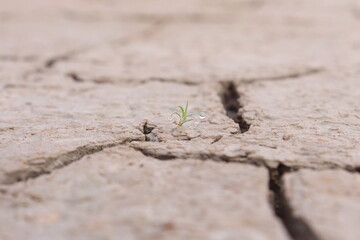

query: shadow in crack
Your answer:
[219,81,250,133]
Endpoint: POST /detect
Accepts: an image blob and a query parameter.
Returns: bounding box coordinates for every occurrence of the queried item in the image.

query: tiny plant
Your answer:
[170,102,205,127]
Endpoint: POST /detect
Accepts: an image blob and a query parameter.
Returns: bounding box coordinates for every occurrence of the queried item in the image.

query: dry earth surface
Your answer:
[1,0,360,240]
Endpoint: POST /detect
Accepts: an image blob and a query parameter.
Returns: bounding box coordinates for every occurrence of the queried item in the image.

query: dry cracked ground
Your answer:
[1,0,360,240]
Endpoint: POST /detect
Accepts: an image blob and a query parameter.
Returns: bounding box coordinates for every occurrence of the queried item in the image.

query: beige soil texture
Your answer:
[1,0,360,240]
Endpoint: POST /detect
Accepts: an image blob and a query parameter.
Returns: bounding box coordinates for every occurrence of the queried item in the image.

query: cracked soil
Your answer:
[1,0,360,240]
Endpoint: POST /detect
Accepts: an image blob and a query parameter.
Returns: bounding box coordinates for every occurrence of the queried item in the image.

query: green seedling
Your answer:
[170,102,205,127]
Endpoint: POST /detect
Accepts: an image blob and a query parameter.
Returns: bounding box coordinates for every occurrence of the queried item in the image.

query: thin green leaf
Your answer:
[178,106,185,117]
[185,102,189,115]
[171,112,181,118]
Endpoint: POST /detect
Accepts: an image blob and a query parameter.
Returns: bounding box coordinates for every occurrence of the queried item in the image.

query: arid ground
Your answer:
[1,0,360,240]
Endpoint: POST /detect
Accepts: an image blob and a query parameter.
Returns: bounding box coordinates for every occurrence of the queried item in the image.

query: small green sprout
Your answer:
[170,102,205,127]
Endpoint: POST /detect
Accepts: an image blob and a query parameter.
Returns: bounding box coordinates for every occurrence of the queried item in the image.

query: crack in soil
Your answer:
[130,144,324,240]
[132,146,178,160]
[66,74,200,86]
[67,72,85,83]
[141,78,199,86]
[0,55,37,62]
[1,138,141,185]
[240,68,323,84]
[24,21,165,79]
[130,145,265,167]
[219,81,250,133]
[268,164,322,240]
[44,55,71,68]
[3,131,357,238]
[130,143,360,174]
[211,135,223,144]
[141,121,162,142]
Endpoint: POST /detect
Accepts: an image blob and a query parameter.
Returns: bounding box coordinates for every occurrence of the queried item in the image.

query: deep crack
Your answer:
[268,165,321,240]
[219,81,250,133]
[141,121,161,142]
